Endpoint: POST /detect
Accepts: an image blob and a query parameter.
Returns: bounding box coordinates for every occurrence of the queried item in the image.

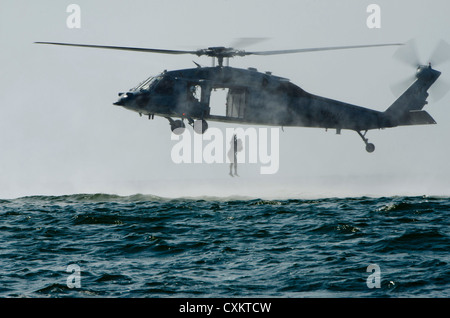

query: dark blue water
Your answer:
[0,194,448,298]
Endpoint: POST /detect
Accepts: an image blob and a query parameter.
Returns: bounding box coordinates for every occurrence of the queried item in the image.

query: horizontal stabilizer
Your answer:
[396,110,436,126]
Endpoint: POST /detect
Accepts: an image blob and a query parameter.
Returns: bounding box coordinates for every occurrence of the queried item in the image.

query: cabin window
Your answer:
[209,88,228,116]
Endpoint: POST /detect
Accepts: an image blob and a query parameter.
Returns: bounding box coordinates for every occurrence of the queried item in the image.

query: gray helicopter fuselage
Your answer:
[114,66,392,131]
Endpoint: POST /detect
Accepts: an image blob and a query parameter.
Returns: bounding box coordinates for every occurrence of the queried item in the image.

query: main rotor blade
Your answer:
[245,43,403,56]
[34,42,198,55]
[230,37,270,49]
[35,41,404,60]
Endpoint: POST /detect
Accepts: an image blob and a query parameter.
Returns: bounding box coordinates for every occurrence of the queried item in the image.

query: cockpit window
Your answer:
[153,77,174,95]
[131,75,161,92]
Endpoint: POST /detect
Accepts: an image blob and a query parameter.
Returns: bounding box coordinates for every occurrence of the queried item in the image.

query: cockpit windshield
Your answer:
[131,75,161,92]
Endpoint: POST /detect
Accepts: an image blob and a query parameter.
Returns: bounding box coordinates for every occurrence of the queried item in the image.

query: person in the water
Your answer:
[227,134,242,177]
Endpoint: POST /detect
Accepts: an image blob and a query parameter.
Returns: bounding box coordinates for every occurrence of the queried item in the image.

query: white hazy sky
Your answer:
[1,0,450,199]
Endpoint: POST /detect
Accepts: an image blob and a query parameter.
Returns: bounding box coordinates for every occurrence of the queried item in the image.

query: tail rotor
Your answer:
[391,39,450,102]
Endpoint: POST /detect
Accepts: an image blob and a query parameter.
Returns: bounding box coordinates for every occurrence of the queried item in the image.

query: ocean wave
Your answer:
[1,194,448,297]
[11,193,260,203]
[15,193,164,203]
[373,229,448,253]
[8,193,450,204]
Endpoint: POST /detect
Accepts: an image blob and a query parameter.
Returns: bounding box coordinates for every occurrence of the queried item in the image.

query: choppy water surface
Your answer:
[0,194,448,297]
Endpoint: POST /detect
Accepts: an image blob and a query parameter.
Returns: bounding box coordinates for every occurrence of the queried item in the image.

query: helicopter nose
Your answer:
[113,92,133,106]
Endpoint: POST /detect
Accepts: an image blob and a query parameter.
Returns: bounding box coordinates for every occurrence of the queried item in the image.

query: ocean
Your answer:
[0,194,448,298]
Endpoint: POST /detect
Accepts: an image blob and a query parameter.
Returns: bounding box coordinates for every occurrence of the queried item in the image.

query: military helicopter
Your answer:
[35,39,449,152]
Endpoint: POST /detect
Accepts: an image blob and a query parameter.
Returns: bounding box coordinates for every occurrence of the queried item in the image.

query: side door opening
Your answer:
[226,87,247,119]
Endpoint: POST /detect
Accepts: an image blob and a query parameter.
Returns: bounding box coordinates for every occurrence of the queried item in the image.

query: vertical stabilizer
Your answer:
[384,65,440,125]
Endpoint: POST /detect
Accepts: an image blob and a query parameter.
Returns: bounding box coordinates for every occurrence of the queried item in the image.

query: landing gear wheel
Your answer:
[170,120,185,135]
[193,119,208,134]
[356,130,376,153]
[365,143,375,153]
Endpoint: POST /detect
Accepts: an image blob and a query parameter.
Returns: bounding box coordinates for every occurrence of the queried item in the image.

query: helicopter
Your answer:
[35,40,448,153]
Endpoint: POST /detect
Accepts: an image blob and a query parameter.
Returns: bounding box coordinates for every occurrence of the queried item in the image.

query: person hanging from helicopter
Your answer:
[228,134,243,177]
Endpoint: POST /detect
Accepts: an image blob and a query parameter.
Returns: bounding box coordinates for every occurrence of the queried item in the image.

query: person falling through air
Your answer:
[228,134,243,177]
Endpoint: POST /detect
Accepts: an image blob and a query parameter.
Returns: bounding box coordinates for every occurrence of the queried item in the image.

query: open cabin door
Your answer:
[226,88,247,119]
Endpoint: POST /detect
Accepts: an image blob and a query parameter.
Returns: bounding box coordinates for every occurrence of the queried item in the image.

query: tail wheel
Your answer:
[365,143,375,153]
[193,119,208,134]
[356,130,376,153]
